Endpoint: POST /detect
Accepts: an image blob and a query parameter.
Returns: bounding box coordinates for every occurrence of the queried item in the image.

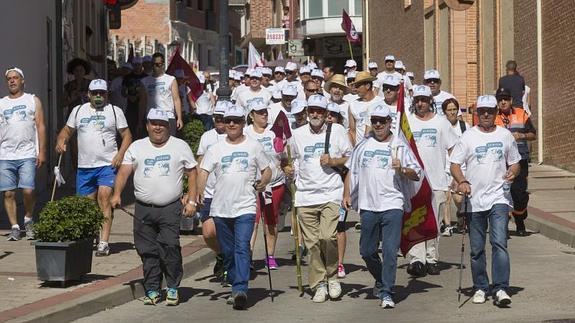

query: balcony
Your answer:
[301,15,362,37]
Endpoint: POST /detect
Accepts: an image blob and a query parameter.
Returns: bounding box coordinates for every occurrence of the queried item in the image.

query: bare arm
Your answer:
[348,106,357,146]
[171,80,183,129]
[34,97,47,168]
[254,166,272,192]
[110,164,134,208]
[56,125,76,154]
[450,162,470,195]
[196,168,210,204]
[111,127,133,168]
[182,167,198,217]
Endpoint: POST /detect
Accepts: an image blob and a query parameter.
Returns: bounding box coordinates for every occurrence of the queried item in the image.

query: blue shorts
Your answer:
[76,166,116,196]
[199,198,213,223]
[0,158,37,191]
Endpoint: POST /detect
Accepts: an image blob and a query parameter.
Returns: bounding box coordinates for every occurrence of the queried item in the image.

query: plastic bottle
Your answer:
[503,180,512,201]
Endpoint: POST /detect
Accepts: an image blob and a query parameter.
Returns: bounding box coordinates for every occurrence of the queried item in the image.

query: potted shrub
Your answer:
[33,196,105,283]
[180,115,204,233]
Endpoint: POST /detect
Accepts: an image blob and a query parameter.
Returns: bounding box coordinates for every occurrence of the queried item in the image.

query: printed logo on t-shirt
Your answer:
[257,137,273,152]
[303,143,328,163]
[3,105,29,121]
[413,128,437,147]
[221,152,249,173]
[147,81,170,96]
[143,154,171,178]
[475,142,504,164]
[360,149,391,169]
[79,115,106,130]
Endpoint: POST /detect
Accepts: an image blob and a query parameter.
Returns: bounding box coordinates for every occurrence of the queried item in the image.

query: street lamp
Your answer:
[216,0,232,101]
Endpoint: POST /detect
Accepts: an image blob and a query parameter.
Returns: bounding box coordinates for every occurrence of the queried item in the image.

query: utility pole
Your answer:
[216,0,232,101]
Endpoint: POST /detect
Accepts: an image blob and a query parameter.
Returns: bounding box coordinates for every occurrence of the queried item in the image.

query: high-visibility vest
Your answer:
[496,108,531,159]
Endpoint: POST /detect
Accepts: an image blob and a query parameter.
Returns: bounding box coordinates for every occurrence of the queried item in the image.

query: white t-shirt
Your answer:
[0,93,38,160]
[141,74,176,118]
[200,137,270,218]
[236,87,272,113]
[349,96,384,145]
[197,129,227,199]
[407,113,458,191]
[345,136,421,212]
[291,123,352,207]
[343,93,359,102]
[195,90,213,115]
[124,137,197,205]
[450,126,522,212]
[329,100,350,130]
[231,84,249,103]
[433,90,455,116]
[365,100,399,133]
[67,103,128,168]
[244,125,285,187]
[268,102,299,131]
[276,80,305,100]
[445,120,471,174]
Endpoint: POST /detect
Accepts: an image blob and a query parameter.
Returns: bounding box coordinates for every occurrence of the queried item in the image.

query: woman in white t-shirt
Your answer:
[244,99,286,270]
[192,78,215,130]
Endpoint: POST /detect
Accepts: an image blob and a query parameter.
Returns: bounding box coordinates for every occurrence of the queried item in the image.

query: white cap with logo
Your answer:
[285,62,298,71]
[476,95,498,109]
[214,100,232,115]
[290,99,307,114]
[406,71,414,78]
[424,69,441,80]
[368,61,378,69]
[261,67,272,76]
[223,104,245,118]
[307,94,328,109]
[381,74,400,87]
[89,79,108,91]
[274,66,286,74]
[247,97,268,112]
[311,69,324,79]
[250,69,263,79]
[384,55,396,62]
[327,102,340,114]
[299,66,311,74]
[370,104,391,118]
[282,84,298,96]
[346,71,357,80]
[345,59,357,68]
[147,109,170,122]
[412,85,432,97]
[394,60,406,70]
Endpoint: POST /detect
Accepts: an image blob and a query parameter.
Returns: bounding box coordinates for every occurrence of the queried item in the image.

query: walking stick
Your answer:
[50,154,63,202]
[258,192,274,302]
[458,194,468,304]
[287,147,304,295]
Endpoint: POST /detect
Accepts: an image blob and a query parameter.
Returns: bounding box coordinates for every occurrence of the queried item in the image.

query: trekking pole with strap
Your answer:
[257,190,274,302]
[458,194,469,304]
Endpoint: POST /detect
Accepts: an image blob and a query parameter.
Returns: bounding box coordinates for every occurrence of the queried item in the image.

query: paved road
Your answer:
[75,211,575,323]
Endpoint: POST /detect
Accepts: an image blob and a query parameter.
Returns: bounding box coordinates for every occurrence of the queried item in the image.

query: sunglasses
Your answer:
[305,88,319,93]
[425,78,440,84]
[476,108,497,115]
[223,117,245,124]
[413,97,431,103]
[214,116,225,123]
[497,96,511,102]
[382,85,399,92]
[307,107,325,115]
[311,76,323,81]
[370,117,391,125]
[90,90,107,96]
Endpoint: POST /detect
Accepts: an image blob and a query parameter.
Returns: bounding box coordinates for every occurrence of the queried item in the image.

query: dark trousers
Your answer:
[133,200,183,292]
[511,159,529,226]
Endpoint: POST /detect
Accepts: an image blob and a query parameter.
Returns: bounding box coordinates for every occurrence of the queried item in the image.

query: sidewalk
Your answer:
[523,163,575,247]
[0,203,213,323]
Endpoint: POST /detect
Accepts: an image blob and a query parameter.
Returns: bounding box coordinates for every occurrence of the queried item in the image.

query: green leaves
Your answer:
[33,196,105,242]
[181,114,205,156]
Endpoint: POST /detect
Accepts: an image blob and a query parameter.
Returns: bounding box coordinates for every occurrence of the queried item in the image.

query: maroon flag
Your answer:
[166,46,203,102]
[341,9,361,44]
[270,111,292,153]
[395,85,438,255]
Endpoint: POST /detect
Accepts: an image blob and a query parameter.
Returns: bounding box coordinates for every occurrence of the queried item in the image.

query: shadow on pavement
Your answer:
[394,279,443,304]
[108,242,135,255]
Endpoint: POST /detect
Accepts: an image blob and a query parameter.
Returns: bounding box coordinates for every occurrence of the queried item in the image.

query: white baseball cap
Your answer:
[327,102,340,114]
[384,55,396,62]
[307,94,328,109]
[368,61,378,69]
[370,104,391,118]
[261,67,272,76]
[245,68,253,77]
[424,69,441,80]
[381,74,400,87]
[299,66,311,74]
[214,100,232,115]
[5,67,24,79]
[197,73,206,84]
[233,72,242,81]
[346,71,357,80]
[223,104,245,118]
[394,60,405,70]
[247,97,268,112]
[147,109,170,122]
[307,61,318,69]
[412,85,432,97]
[406,71,414,78]
[274,66,286,74]
[250,69,263,79]
[311,69,324,79]
[285,62,298,71]
[290,99,307,114]
[345,59,357,68]
[282,84,298,96]
[476,95,498,109]
[88,79,108,91]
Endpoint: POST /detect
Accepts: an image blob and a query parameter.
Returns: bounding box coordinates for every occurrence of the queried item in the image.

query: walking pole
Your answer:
[258,191,274,302]
[458,194,468,304]
[287,147,304,295]
[51,154,63,202]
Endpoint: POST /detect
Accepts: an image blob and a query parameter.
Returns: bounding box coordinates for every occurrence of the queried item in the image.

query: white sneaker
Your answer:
[312,284,328,303]
[381,295,395,309]
[441,225,454,237]
[328,279,342,299]
[96,242,110,256]
[472,290,486,304]
[494,290,512,306]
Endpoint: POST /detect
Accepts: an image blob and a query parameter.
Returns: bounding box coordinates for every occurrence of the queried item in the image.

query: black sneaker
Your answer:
[232,292,247,310]
[427,263,440,275]
[406,261,427,277]
[214,254,224,277]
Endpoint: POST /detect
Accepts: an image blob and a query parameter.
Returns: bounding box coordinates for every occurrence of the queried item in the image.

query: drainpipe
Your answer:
[537,0,543,164]
[364,0,369,67]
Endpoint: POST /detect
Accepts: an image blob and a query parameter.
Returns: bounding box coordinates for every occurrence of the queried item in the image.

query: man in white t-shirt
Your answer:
[376,55,412,96]
[140,52,183,135]
[368,61,378,77]
[290,94,352,303]
[236,69,272,114]
[405,85,458,277]
[343,105,421,309]
[110,109,197,306]
[366,74,400,134]
[270,66,286,86]
[423,69,455,117]
[276,62,305,100]
[269,84,298,128]
[0,67,47,241]
[197,104,271,310]
[192,73,216,130]
[348,71,384,146]
[450,95,521,307]
[325,74,351,131]
[56,79,133,256]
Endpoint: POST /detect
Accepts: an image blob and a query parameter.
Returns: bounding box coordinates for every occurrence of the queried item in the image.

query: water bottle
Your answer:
[339,206,347,222]
[503,180,512,201]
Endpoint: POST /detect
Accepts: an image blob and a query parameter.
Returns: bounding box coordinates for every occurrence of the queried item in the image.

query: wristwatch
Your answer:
[187,200,197,206]
[401,167,407,175]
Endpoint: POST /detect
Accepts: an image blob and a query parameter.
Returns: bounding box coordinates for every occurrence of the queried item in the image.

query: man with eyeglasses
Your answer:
[304,80,321,100]
[197,104,272,310]
[1,67,47,241]
[269,85,298,129]
[405,85,458,277]
[271,66,286,86]
[348,71,384,147]
[375,55,406,95]
[343,105,421,309]
[325,74,351,131]
[57,79,133,256]
[276,62,305,100]
[494,87,536,236]
[299,66,312,84]
[290,94,352,303]
[450,95,521,307]
[140,52,183,136]
[236,69,272,114]
[367,74,400,134]
[423,69,455,117]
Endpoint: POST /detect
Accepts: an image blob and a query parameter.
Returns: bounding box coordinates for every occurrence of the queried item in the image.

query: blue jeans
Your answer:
[213,214,255,294]
[468,203,510,294]
[0,158,36,191]
[359,209,403,298]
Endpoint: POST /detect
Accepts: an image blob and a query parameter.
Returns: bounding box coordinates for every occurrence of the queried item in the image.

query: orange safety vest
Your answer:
[496,107,531,159]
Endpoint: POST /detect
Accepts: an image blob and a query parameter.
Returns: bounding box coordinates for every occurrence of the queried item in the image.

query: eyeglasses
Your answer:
[307,107,325,115]
[223,117,245,124]
[311,76,323,81]
[425,78,440,84]
[476,108,497,115]
[250,77,261,80]
[305,88,319,93]
[154,62,163,67]
[497,96,511,102]
[382,85,399,92]
[90,90,107,96]
[370,117,391,125]
[214,116,225,123]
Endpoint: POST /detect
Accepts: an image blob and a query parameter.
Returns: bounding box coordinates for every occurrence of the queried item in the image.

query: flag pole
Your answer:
[347,38,354,61]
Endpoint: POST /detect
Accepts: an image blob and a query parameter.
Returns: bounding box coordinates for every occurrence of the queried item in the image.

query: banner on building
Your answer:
[265,28,286,45]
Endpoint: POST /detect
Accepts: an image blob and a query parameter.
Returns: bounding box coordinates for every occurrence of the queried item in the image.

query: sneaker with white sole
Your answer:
[472,290,486,304]
[441,225,454,237]
[381,295,395,308]
[7,227,21,241]
[165,288,179,306]
[24,220,35,240]
[96,242,110,256]
[328,279,342,299]
[312,284,328,303]
[337,263,346,278]
[494,290,512,306]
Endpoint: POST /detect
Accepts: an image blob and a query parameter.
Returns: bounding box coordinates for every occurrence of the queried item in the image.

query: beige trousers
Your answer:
[407,190,448,264]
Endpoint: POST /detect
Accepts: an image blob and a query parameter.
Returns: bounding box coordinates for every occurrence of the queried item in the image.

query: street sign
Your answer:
[288,40,304,57]
[266,28,286,45]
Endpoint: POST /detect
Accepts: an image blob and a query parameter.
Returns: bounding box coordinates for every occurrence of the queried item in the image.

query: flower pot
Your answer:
[33,238,93,282]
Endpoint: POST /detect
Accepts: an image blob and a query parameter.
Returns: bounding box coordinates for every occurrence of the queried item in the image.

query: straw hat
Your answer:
[348,71,377,86]
[324,74,350,94]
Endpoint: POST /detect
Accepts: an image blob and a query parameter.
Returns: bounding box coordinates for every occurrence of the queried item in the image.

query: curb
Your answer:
[7,244,215,323]
[526,207,575,248]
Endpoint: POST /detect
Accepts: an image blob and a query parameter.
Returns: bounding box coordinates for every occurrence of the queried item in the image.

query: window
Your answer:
[354,0,362,15]
[328,0,348,16]
[308,1,322,18]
